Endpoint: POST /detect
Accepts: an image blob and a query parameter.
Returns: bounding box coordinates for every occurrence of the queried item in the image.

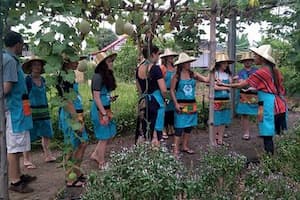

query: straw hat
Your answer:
[94,52,117,66]
[63,53,87,64]
[22,56,46,74]
[174,52,196,66]
[216,53,234,64]
[160,48,178,58]
[238,52,254,63]
[250,44,275,64]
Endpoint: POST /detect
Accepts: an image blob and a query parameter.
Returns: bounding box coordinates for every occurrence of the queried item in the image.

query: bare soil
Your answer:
[9,111,300,200]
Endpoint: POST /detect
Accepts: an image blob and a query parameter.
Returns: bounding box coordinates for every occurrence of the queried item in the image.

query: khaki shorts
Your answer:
[5,111,31,154]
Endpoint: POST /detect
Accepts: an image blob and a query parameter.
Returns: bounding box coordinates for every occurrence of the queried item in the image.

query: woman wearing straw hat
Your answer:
[160,49,178,139]
[170,52,208,158]
[213,53,234,146]
[136,45,167,147]
[236,52,258,140]
[220,45,287,154]
[22,56,56,169]
[90,51,118,169]
[57,54,89,187]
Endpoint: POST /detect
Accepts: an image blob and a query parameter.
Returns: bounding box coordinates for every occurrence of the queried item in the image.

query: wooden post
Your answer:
[208,0,218,146]
[0,1,9,198]
[228,10,237,116]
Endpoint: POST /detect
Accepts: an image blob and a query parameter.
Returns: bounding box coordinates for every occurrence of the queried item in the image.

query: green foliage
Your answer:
[83,144,185,200]
[260,123,300,182]
[113,39,138,82]
[236,33,250,52]
[242,166,300,199]
[184,150,246,199]
[87,28,118,51]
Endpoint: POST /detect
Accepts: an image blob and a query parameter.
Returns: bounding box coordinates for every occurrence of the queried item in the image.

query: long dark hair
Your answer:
[265,59,280,94]
[215,62,232,75]
[142,45,159,59]
[176,63,194,81]
[94,60,116,91]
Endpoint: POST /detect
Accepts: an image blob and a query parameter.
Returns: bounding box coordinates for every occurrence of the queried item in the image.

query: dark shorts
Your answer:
[174,127,193,137]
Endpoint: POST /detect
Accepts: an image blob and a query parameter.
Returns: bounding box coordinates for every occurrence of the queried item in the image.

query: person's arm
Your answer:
[170,75,181,112]
[219,79,249,89]
[4,82,13,95]
[194,72,209,83]
[157,78,167,99]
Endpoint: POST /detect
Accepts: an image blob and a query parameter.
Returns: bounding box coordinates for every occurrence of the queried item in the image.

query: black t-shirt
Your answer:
[56,75,74,97]
[136,64,163,94]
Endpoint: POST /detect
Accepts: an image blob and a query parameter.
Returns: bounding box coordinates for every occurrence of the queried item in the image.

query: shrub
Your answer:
[83,144,185,200]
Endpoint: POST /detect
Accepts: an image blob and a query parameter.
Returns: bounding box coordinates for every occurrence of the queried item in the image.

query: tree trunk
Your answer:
[0,3,9,198]
[208,0,218,146]
[228,10,237,116]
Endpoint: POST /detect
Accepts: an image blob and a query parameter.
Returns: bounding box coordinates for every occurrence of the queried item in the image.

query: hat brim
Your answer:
[160,53,178,58]
[95,53,117,66]
[250,47,276,64]
[22,59,46,74]
[238,58,254,63]
[216,60,235,64]
[174,58,196,66]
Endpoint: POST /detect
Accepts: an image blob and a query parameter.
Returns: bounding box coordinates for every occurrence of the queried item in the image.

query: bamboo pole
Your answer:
[0,0,9,198]
[208,0,218,146]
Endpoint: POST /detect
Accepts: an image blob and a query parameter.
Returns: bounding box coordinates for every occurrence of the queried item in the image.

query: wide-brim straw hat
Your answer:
[216,53,234,64]
[22,56,46,74]
[94,52,117,66]
[174,52,196,66]
[63,53,87,64]
[238,52,254,63]
[160,48,178,58]
[250,44,276,64]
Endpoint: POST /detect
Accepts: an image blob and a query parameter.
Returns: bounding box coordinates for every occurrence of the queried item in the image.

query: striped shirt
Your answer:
[246,66,286,114]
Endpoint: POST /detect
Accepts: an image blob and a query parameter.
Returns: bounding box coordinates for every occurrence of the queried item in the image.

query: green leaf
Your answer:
[41,32,55,43]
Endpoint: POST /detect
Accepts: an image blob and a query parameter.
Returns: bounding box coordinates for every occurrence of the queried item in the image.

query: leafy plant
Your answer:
[83,144,185,200]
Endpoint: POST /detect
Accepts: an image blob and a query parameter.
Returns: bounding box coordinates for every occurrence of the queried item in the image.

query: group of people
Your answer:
[135,44,287,158]
[3,30,287,193]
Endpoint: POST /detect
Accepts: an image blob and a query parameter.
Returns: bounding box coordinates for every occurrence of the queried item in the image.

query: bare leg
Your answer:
[42,137,56,162]
[8,153,21,183]
[91,140,108,169]
[218,125,225,144]
[182,133,191,151]
[241,115,250,138]
[213,126,220,146]
[151,131,160,148]
[173,136,180,158]
[23,151,36,169]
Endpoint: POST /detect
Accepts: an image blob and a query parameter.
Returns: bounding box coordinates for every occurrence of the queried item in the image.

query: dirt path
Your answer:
[9,111,300,200]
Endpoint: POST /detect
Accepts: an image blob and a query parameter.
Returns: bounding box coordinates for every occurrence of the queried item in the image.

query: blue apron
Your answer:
[257,91,275,136]
[91,86,116,140]
[165,70,176,112]
[4,52,32,133]
[59,82,88,148]
[236,68,258,115]
[174,78,197,128]
[151,90,165,131]
[214,79,231,126]
[27,76,53,141]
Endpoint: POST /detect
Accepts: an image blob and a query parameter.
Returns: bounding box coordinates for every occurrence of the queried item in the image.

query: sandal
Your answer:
[223,133,229,138]
[66,180,85,188]
[20,174,37,183]
[217,140,230,147]
[181,149,195,154]
[242,134,251,140]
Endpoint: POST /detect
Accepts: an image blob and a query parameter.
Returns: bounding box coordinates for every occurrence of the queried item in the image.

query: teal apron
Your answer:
[59,82,88,148]
[151,90,165,131]
[5,53,32,133]
[257,91,275,136]
[27,76,53,141]
[91,86,116,140]
[174,78,197,128]
[214,79,231,126]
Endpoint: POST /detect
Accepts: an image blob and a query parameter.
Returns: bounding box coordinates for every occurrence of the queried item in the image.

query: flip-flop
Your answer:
[66,180,85,188]
[181,149,195,154]
[242,134,251,140]
[45,156,56,163]
[24,163,37,169]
